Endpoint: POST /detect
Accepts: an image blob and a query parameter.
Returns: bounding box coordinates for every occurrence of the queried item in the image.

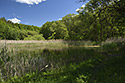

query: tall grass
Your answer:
[0,39,124,83]
[0,40,97,81]
[0,40,47,81]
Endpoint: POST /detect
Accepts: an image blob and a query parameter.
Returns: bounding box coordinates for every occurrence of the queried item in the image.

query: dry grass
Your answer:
[0,40,98,52]
[102,37,125,45]
[0,40,66,44]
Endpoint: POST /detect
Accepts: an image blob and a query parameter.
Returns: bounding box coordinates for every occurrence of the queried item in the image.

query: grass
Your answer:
[0,40,125,83]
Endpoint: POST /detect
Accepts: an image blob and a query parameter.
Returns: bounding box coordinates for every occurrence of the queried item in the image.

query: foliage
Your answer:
[24,34,45,40]
[39,0,124,41]
[40,21,69,40]
[0,18,41,40]
[0,0,125,82]
[0,0,124,41]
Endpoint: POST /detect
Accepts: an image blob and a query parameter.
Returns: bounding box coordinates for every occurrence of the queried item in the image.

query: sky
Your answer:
[0,0,85,27]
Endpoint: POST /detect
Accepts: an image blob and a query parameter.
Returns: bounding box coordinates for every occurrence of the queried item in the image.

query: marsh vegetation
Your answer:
[0,39,125,83]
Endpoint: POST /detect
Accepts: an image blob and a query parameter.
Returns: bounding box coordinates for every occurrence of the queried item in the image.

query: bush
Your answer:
[24,34,45,40]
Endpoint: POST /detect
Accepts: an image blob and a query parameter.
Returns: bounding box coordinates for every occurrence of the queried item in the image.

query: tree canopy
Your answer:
[0,0,124,41]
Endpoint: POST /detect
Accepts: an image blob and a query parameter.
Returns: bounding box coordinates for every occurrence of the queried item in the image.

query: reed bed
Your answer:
[0,40,96,81]
[0,39,124,83]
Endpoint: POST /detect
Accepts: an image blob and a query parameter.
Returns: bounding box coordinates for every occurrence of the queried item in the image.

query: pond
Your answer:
[0,41,98,80]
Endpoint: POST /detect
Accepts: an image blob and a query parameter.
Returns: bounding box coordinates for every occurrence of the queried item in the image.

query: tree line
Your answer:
[0,17,44,40]
[0,0,124,41]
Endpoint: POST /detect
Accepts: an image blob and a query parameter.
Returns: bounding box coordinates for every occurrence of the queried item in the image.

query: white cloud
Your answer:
[81,4,85,8]
[58,18,62,20]
[8,18,21,24]
[76,8,80,12]
[76,4,85,12]
[16,0,46,5]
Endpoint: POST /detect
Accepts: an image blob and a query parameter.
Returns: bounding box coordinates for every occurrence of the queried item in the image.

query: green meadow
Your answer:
[0,39,125,83]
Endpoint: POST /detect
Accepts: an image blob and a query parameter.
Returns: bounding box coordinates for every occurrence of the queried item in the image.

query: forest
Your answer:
[0,0,124,41]
[0,0,125,83]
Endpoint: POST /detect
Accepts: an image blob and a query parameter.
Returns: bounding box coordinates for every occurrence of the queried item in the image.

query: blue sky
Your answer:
[0,0,84,27]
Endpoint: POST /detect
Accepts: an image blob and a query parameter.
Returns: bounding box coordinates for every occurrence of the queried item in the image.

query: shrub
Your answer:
[24,34,45,40]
